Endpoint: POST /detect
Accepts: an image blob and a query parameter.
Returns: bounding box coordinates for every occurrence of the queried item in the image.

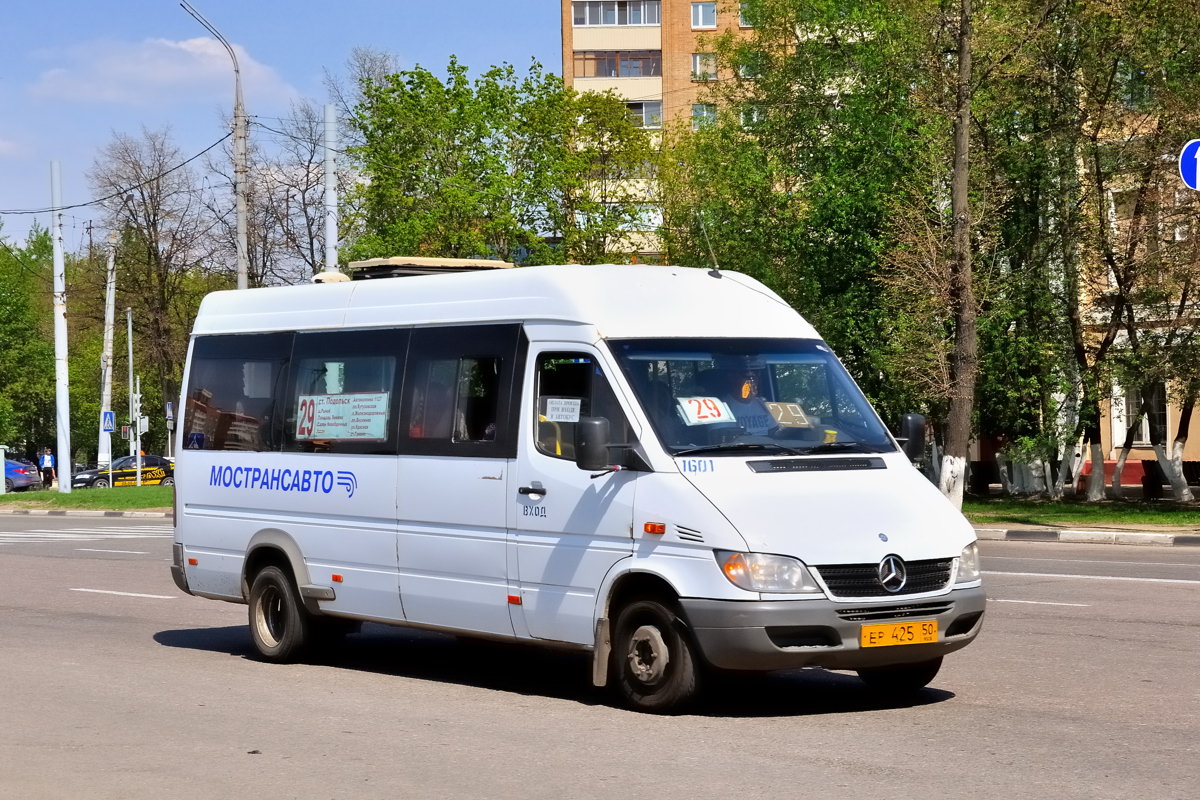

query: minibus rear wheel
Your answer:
[856,656,942,695]
[612,599,699,713]
[248,565,310,663]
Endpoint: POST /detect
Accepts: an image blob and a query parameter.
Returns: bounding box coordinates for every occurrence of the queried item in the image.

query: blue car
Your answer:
[4,459,44,492]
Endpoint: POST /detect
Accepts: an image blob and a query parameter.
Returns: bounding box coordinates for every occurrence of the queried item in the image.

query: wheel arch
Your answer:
[241,529,312,606]
[591,566,689,688]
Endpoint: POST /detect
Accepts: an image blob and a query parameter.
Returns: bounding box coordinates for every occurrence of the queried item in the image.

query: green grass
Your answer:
[0,485,173,511]
[963,496,1200,528]
[4,484,1198,527]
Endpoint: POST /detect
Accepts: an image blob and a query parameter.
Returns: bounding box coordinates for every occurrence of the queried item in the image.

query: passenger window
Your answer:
[284,329,407,455]
[182,333,292,451]
[407,356,500,443]
[535,353,632,460]
[400,325,524,458]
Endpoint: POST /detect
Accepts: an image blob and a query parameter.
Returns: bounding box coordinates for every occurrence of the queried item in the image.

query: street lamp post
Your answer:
[181,1,249,290]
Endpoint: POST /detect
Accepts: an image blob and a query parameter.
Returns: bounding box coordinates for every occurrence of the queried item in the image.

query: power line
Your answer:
[0,133,232,217]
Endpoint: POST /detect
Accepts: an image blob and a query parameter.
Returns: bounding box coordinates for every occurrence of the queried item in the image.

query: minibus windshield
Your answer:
[610,338,896,456]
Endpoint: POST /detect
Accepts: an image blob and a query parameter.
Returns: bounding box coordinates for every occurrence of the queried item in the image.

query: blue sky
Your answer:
[0,0,562,247]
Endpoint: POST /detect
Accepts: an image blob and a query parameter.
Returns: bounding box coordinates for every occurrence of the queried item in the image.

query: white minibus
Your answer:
[171,263,984,713]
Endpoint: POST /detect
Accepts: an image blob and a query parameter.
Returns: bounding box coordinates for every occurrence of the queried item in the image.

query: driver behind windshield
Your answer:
[698,363,778,436]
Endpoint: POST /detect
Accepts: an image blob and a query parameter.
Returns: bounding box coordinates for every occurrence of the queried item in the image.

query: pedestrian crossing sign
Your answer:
[102,410,115,433]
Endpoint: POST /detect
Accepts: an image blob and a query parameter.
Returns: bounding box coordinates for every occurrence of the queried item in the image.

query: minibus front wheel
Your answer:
[612,599,699,713]
[248,565,310,663]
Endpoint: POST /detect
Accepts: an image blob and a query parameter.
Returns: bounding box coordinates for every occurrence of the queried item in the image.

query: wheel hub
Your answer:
[627,624,670,683]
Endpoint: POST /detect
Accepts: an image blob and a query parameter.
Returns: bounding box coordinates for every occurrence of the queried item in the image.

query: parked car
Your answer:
[4,459,43,492]
[72,455,175,488]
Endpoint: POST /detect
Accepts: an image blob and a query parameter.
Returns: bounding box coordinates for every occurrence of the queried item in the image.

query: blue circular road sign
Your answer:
[1181,139,1200,191]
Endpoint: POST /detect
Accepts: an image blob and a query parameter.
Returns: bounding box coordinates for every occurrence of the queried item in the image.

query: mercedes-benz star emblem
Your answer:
[878,554,907,593]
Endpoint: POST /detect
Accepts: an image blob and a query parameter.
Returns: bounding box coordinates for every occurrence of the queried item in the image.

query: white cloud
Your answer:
[0,139,22,158]
[28,37,297,110]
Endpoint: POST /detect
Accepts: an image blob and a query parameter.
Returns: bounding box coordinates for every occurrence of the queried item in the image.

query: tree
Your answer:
[346,58,654,264]
[88,127,229,422]
[0,227,55,457]
[659,0,931,422]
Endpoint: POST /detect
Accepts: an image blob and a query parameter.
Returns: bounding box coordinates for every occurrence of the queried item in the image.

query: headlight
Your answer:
[955,541,981,583]
[715,551,823,594]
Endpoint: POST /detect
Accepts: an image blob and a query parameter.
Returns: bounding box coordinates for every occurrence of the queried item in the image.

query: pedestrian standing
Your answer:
[39,448,56,488]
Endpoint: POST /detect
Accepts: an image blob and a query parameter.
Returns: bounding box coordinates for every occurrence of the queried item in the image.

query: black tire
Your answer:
[248,565,310,663]
[3,478,12,493]
[93,478,109,488]
[612,599,700,713]
[857,656,943,694]
[160,476,175,486]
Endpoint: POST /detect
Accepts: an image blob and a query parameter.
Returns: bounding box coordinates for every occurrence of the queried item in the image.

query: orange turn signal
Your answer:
[643,522,666,535]
[331,574,344,583]
[187,557,198,566]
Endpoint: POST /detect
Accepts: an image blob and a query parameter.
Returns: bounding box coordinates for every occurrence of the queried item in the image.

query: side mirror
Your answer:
[575,417,612,472]
[898,413,926,462]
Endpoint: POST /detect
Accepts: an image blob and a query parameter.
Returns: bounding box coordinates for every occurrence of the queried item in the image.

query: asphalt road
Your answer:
[1,515,1197,800]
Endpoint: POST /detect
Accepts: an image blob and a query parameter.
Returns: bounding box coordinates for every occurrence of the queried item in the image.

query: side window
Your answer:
[535,352,633,460]
[284,329,407,455]
[400,325,524,458]
[182,333,292,451]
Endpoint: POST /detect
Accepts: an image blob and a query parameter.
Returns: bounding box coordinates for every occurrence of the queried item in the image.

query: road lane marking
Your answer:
[985,570,1200,586]
[0,525,172,544]
[76,548,150,554]
[993,599,1091,607]
[69,588,175,599]
[987,556,1200,569]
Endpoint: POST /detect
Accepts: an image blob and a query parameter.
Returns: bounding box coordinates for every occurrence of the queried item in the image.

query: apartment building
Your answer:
[561,1,753,131]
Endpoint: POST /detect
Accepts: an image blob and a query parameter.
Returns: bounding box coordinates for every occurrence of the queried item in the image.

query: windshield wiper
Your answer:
[798,441,883,455]
[674,443,807,457]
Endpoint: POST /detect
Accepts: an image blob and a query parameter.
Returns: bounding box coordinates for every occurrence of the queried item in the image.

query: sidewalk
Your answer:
[0,507,172,519]
[974,523,1200,547]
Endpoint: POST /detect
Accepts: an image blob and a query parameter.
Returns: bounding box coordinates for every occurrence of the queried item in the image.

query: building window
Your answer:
[1114,382,1167,446]
[573,1,661,26]
[741,104,765,128]
[692,103,717,130]
[740,2,753,27]
[738,55,762,79]
[626,100,663,128]
[574,50,662,78]
[691,1,717,28]
[692,53,717,81]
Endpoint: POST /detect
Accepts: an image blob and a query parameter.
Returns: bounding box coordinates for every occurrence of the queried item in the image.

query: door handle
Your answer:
[518,486,547,496]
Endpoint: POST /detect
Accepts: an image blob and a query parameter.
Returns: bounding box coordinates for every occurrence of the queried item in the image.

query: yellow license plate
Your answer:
[860,620,938,648]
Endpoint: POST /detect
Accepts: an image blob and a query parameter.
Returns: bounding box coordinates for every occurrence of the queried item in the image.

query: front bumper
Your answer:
[681,584,986,672]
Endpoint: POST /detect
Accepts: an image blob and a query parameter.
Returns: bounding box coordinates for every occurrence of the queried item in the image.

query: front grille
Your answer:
[815,558,953,598]
[836,601,953,622]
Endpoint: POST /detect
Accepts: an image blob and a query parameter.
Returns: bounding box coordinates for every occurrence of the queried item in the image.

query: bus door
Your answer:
[394,325,524,637]
[510,347,637,645]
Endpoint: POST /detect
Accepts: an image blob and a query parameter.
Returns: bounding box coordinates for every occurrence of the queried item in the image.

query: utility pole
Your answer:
[181,1,249,289]
[127,308,136,458]
[324,104,338,273]
[98,233,117,470]
[51,162,72,493]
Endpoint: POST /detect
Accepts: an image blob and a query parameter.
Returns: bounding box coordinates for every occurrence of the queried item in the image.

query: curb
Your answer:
[0,509,172,519]
[975,527,1200,547]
